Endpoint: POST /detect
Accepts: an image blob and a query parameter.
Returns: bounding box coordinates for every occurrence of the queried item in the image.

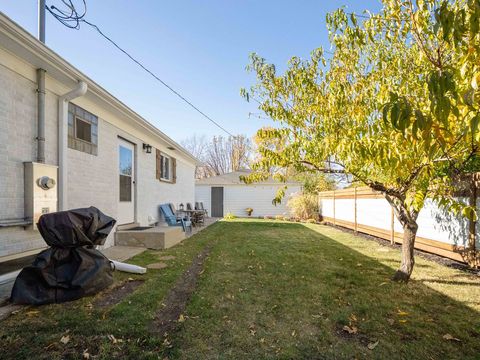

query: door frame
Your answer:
[117,136,137,225]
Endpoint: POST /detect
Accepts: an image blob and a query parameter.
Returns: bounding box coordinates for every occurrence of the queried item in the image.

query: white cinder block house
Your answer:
[0,13,198,259]
[195,170,302,218]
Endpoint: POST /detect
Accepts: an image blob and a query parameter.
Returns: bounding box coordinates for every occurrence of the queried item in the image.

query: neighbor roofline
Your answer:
[0,12,200,165]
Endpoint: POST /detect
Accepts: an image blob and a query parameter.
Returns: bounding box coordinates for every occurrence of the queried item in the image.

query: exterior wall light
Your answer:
[143,143,152,153]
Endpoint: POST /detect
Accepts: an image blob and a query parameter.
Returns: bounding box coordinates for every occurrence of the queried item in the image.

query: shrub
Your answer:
[224,212,236,220]
[275,215,284,221]
[305,218,317,224]
[245,207,253,216]
[287,193,319,220]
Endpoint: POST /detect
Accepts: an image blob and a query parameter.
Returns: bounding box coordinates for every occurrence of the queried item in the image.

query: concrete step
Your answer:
[115,226,185,250]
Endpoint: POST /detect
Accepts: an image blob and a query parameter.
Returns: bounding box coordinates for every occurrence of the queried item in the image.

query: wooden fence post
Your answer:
[468,176,477,266]
[354,187,358,234]
[390,206,395,245]
[333,190,336,226]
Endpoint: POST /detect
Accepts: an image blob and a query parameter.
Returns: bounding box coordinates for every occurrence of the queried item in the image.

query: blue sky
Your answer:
[1,1,381,143]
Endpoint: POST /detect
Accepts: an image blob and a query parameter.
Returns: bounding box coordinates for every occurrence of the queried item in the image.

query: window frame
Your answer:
[74,116,93,144]
[160,153,172,182]
[68,103,98,156]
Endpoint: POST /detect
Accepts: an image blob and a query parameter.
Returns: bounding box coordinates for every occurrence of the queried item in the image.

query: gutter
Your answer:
[58,81,88,210]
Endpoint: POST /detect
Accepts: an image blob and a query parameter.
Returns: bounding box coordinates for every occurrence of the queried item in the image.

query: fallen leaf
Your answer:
[379,282,388,286]
[399,319,407,323]
[443,334,461,342]
[397,310,409,316]
[60,335,70,345]
[82,349,90,359]
[260,338,265,343]
[291,330,296,337]
[107,334,118,344]
[26,310,40,316]
[367,340,379,350]
[178,314,186,323]
[342,325,358,334]
[387,318,395,325]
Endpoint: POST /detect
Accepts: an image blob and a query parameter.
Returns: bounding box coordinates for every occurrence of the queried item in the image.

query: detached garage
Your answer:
[195,170,302,218]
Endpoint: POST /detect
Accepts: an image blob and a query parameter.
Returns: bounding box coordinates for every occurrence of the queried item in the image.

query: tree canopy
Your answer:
[242,0,480,280]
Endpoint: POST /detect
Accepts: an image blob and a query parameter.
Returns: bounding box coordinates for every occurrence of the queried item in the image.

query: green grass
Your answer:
[1,219,480,359]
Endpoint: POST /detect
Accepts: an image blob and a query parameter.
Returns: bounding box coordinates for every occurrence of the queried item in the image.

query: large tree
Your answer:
[242,0,480,281]
[182,134,252,178]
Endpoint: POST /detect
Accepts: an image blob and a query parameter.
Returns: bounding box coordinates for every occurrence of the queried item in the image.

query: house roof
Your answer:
[0,12,199,165]
[195,170,302,186]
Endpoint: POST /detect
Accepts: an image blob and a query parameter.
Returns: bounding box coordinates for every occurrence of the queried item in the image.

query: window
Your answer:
[161,154,170,181]
[119,145,133,201]
[75,117,92,142]
[68,103,98,155]
[156,149,176,183]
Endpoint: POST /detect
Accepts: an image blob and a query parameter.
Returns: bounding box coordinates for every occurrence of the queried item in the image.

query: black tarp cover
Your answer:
[10,207,116,305]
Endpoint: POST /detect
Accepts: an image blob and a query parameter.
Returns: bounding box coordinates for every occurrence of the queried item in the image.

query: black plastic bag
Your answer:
[10,207,116,305]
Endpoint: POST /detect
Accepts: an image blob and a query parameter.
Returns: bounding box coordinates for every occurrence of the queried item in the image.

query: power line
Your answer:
[46,1,235,137]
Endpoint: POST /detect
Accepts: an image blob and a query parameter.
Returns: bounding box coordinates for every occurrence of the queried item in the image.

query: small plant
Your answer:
[245,207,253,216]
[287,194,319,220]
[264,215,273,220]
[275,215,284,221]
[224,212,236,220]
[305,218,317,224]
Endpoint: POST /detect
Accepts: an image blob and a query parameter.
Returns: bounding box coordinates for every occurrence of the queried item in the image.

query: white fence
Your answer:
[319,187,479,264]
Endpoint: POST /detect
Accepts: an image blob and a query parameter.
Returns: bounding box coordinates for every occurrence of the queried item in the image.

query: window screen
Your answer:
[75,118,92,143]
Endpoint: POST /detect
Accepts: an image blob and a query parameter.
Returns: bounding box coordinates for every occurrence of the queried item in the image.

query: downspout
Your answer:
[36,0,46,163]
[58,81,88,210]
[36,69,46,163]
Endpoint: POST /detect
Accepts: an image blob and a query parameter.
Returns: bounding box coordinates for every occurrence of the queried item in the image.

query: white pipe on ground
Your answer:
[58,81,88,211]
[110,260,147,274]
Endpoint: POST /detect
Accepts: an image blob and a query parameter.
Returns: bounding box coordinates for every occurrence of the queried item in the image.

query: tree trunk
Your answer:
[392,221,418,282]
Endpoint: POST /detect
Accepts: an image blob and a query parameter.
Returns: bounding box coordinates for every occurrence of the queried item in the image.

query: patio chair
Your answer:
[169,203,190,222]
[187,202,204,226]
[160,204,192,232]
[199,202,208,217]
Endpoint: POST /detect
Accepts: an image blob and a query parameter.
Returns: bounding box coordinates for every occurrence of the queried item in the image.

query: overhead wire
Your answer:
[46,0,236,137]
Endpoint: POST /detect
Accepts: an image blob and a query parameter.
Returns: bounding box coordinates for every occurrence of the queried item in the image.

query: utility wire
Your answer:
[46,1,236,137]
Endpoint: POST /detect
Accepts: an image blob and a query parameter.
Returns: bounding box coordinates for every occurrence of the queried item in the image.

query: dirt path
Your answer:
[93,279,144,308]
[150,244,212,336]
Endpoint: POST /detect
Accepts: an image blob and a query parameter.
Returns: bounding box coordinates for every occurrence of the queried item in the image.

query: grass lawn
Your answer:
[1,219,480,359]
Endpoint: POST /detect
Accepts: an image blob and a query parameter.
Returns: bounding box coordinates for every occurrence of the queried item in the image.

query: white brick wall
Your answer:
[0,63,57,255]
[0,57,196,256]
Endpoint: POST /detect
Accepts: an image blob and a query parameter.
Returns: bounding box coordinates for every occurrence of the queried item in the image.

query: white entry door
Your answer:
[118,139,135,225]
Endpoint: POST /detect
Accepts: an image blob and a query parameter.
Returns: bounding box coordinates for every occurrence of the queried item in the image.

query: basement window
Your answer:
[68,103,98,155]
[75,117,92,143]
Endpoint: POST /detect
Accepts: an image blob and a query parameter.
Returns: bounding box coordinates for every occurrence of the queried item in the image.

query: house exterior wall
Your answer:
[195,184,302,218]
[0,46,196,257]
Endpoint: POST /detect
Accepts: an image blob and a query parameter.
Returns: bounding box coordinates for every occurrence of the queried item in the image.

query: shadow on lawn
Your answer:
[174,220,480,359]
[1,220,479,359]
